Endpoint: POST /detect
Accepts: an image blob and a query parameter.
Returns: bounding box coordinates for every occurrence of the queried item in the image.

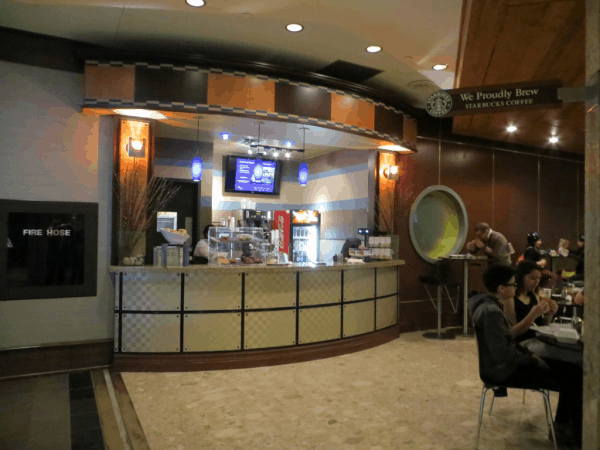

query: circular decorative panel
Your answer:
[408,185,468,264]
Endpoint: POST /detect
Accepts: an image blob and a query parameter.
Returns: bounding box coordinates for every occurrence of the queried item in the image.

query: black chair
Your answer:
[419,275,460,340]
[472,325,557,450]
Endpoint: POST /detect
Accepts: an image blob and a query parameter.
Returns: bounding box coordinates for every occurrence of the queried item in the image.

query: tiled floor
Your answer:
[0,332,579,449]
[122,331,570,450]
[0,372,105,450]
[68,372,105,450]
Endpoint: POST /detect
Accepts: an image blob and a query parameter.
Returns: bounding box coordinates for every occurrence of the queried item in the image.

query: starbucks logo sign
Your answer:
[426,91,453,117]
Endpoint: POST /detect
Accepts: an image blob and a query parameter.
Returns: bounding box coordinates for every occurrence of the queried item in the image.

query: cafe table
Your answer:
[551,295,584,320]
[439,254,488,336]
[522,325,583,368]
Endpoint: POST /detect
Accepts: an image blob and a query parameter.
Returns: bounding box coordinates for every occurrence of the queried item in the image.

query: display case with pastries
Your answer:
[208,227,265,265]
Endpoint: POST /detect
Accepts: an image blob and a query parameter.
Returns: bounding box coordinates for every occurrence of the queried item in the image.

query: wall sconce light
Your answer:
[383,165,400,181]
[127,137,146,157]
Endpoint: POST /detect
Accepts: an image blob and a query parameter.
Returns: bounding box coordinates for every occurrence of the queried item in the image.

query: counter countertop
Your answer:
[109,259,405,273]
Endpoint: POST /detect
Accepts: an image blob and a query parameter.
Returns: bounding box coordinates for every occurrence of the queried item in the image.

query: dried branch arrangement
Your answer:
[374,181,415,234]
[114,161,181,258]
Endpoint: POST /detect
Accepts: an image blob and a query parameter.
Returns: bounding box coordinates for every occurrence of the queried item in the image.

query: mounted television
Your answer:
[224,155,282,195]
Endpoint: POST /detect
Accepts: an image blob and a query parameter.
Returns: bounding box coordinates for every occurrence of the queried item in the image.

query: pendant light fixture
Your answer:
[298,127,309,186]
[191,116,203,182]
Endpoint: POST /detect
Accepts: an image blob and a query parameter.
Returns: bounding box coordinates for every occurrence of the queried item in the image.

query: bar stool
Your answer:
[419,275,459,340]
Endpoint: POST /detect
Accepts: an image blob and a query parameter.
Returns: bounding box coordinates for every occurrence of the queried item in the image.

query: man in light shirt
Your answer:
[466,222,513,265]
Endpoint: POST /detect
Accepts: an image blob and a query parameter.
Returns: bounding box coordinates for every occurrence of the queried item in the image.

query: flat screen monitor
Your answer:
[224,155,282,195]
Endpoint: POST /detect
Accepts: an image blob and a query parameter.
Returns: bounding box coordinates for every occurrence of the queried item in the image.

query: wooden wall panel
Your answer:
[274,84,331,121]
[330,94,374,129]
[374,106,403,141]
[396,138,441,303]
[493,150,539,260]
[85,65,135,100]
[539,158,579,248]
[578,165,585,236]
[396,135,581,333]
[207,74,275,112]
[439,140,494,285]
[134,66,208,105]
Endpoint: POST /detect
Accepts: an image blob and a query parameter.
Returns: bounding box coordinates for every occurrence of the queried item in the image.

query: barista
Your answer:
[192,225,211,264]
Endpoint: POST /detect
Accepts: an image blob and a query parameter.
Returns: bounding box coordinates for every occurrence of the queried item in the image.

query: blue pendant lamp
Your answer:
[191,116,203,182]
[298,127,309,186]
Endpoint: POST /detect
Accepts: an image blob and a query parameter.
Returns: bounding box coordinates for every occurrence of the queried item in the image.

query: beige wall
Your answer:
[0,61,114,348]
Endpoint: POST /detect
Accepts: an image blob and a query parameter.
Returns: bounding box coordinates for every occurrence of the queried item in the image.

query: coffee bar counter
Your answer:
[109,260,404,372]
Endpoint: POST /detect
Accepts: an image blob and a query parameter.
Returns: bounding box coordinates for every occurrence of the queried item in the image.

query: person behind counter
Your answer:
[465,222,513,265]
[192,225,211,264]
[468,264,583,448]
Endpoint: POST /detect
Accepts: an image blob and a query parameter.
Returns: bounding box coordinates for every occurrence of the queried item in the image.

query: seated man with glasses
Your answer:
[468,264,583,447]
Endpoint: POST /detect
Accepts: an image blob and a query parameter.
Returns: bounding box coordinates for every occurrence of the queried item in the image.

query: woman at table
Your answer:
[505,260,558,342]
[522,232,547,268]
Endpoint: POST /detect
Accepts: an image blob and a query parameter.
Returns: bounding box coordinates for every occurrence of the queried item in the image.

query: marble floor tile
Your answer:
[0,375,71,450]
[122,331,561,450]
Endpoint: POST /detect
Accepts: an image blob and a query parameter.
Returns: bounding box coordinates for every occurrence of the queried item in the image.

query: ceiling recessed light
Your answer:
[285,152,291,158]
[286,24,303,32]
[432,64,448,71]
[549,136,559,144]
[247,149,253,154]
[285,140,294,148]
[366,46,382,53]
[113,109,166,120]
[186,0,205,7]
[220,132,230,140]
[506,125,517,132]
[272,151,279,157]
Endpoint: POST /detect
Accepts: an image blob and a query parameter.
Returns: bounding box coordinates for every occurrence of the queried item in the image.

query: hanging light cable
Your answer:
[298,127,309,186]
[191,116,203,182]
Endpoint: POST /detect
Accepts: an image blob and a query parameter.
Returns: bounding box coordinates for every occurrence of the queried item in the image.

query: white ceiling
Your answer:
[1,0,462,108]
[153,113,393,160]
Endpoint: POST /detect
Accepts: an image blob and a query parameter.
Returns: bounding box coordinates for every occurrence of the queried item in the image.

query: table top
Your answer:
[439,255,488,261]
[109,259,405,273]
[535,332,583,351]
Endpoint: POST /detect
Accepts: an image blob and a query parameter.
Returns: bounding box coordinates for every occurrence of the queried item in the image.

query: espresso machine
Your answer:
[233,210,273,232]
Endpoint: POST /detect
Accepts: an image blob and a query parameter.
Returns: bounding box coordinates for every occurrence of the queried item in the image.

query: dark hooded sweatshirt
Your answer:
[468,293,539,383]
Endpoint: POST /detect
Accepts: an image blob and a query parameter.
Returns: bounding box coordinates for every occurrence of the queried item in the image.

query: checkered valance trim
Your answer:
[85,60,408,116]
[82,98,408,146]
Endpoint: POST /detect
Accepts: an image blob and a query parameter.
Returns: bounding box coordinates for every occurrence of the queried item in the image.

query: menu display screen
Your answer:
[224,155,282,195]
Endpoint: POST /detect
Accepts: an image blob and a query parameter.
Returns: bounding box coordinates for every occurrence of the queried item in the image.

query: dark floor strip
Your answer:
[69,372,105,450]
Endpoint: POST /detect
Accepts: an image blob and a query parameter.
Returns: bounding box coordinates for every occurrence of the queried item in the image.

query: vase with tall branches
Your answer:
[374,181,415,235]
[114,160,181,263]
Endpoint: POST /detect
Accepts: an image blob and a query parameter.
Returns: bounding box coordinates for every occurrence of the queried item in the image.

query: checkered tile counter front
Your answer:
[121,272,181,311]
[184,272,242,311]
[299,271,341,305]
[184,313,241,351]
[376,296,398,330]
[376,267,398,298]
[114,313,120,351]
[343,268,375,301]
[244,310,296,349]
[114,273,120,309]
[245,272,296,309]
[343,301,375,337]
[299,306,341,344]
[121,313,180,352]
